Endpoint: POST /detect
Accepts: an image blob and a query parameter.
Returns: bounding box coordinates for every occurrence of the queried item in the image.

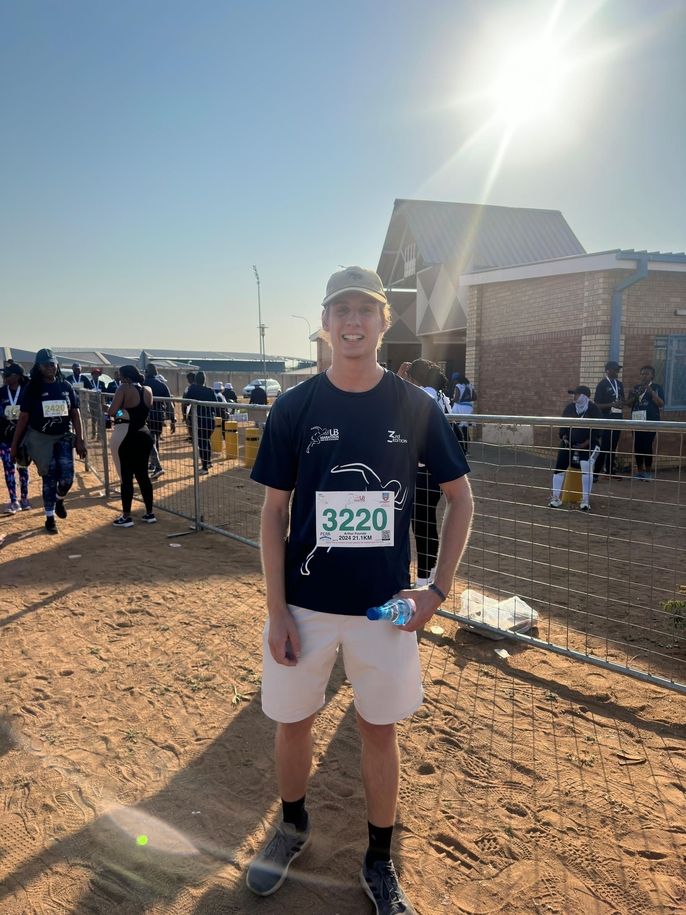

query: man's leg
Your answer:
[246,714,316,896]
[357,714,417,914]
[357,715,399,830]
[276,714,316,804]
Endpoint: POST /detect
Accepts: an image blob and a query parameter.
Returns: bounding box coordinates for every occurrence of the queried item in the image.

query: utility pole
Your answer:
[253,264,267,380]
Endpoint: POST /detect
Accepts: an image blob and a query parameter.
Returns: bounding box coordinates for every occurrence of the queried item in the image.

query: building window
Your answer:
[656,335,686,410]
[403,242,416,278]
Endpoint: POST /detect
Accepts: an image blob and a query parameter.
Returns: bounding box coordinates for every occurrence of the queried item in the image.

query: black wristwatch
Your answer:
[429,583,447,603]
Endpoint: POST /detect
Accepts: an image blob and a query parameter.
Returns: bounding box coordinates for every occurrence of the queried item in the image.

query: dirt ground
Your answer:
[1,467,685,914]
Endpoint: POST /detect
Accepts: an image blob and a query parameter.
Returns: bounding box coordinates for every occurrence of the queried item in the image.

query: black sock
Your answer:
[282,796,308,832]
[365,822,393,867]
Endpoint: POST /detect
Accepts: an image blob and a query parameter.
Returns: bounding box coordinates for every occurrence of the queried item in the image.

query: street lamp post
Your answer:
[291,314,313,364]
[253,264,267,381]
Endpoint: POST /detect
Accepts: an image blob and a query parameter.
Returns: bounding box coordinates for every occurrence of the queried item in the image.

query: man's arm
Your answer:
[399,474,474,632]
[261,485,301,666]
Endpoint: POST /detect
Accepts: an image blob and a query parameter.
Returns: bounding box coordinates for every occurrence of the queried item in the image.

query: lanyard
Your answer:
[607,377,618,399]
[7,386,20,407]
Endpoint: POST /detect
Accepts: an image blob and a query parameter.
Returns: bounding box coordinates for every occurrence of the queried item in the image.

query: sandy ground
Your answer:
[1,467,685,914]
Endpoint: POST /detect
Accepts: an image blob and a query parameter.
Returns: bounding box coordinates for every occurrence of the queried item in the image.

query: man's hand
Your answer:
[9,444,17,462]
[267,608,302,667]
[396,587,442,633]
[75,437,88,459]
[397,362,412,381]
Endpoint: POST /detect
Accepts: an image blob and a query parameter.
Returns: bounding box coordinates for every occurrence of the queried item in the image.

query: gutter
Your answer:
[609,254,648,362]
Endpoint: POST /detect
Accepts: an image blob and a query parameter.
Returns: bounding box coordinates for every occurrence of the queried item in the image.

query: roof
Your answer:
[459,248,686,286]
[377,199,585,282]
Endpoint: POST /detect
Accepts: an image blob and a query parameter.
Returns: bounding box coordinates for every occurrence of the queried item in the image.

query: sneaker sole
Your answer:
[245,832,311,897]
[142,517,157,523]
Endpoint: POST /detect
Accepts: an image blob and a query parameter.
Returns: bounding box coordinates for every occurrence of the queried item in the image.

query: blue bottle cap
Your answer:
[366,607,381,621]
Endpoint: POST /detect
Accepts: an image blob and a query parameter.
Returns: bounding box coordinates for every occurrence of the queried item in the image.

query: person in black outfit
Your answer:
[627,365,665,480]
[144,364,176,479]
[65,362,93,389]
[406,358,452,585]
[184,371,218,474]
[594,360,625,479]
[106,364,156,526]
[249,381,268,405]
[548,385,602,512]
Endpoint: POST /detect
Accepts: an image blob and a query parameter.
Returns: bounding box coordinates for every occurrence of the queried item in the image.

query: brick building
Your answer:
[376,200,686,420]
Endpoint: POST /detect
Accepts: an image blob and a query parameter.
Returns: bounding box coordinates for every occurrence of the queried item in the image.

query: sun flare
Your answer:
[490,39,569,128]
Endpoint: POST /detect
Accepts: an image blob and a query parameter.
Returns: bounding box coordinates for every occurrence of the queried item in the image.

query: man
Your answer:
[184,371,218,474]
[594,360,625,479]
[548,385,602,512]
[247,266,473,913]
[65,362,93,390]
[249,380,268,405]
[105,370,121,395]
[11,348,87,534]
[144,364,176,479]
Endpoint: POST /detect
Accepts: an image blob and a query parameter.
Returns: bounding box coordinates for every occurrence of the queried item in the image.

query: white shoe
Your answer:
[579,502,590,512]
[548,498,562,508]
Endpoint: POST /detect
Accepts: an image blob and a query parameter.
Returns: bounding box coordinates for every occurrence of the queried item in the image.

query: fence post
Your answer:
[98,392,111,497]
[190,403,201,530]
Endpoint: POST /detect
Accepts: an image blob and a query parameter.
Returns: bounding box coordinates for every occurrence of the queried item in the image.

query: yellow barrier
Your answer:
[244,427,262,469]
[210,417,224,455]
[225,420,238,459]
[561,466,582,504]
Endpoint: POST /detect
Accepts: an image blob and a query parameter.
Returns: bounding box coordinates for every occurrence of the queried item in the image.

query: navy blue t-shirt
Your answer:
[250,370,470,616]
[19,380,79,435]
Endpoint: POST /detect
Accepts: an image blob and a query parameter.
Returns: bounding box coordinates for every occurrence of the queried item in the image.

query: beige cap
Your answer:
[321,266,388,308]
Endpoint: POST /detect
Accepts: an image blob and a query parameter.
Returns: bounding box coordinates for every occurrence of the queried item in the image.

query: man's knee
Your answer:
[277,714,316,743]
[356,714,397,749]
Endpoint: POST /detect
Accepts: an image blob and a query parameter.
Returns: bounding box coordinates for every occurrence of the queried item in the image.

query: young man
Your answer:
[594,360,625,479]
[247,266,473,913]
[11,348,87,534]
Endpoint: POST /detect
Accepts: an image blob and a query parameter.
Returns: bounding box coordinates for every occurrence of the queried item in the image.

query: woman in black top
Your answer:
[628,365,665,480]
[107,365,156,527]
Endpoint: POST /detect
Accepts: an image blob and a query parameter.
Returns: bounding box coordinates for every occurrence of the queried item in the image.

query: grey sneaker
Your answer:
[246,819,311,896]
[360,859,417,914]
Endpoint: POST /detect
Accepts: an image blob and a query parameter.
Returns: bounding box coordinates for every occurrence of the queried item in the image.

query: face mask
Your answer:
[575,394,589,414]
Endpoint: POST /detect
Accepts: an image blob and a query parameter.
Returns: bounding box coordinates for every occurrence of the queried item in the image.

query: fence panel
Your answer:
[87,394,686,692]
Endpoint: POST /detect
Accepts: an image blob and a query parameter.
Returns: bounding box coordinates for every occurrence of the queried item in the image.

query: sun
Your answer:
[489,38,569,129]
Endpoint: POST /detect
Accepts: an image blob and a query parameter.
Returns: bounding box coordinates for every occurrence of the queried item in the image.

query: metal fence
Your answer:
[80,391,686,694]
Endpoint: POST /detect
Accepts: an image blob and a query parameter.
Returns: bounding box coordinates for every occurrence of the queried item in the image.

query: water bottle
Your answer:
[366,597,416,626]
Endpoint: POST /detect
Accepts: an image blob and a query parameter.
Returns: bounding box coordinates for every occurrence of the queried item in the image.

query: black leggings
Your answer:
[118,429,154,515]
[412,468,442,579]
[634,430,656,471]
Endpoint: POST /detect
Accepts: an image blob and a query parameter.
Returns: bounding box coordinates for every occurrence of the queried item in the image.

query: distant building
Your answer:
[375,199,686,419]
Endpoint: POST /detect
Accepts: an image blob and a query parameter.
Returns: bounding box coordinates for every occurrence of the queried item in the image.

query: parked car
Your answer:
[242,378,282,398]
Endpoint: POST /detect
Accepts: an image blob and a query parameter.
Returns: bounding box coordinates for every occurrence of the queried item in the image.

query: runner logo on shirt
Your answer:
[306,426,340,453]
[387,430,408,444]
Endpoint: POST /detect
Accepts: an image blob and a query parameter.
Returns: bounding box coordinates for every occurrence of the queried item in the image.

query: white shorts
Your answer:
[261,605,424,726]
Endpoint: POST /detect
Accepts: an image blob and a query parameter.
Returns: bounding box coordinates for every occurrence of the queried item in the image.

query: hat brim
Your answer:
[321,286,387,308]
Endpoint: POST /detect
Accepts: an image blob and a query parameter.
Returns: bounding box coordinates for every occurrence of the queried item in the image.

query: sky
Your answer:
[1,0,685,360]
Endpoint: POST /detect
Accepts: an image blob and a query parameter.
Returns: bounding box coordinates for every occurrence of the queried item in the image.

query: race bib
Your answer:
[315,490,394,547]
[4,405,20,421]
[42,399,69,418]
[631,410,647,422]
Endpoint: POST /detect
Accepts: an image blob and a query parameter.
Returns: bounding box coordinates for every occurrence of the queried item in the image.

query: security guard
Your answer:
[594,360,625,479]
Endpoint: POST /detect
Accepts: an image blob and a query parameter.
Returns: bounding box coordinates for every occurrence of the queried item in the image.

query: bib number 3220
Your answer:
[315,490,394,547]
